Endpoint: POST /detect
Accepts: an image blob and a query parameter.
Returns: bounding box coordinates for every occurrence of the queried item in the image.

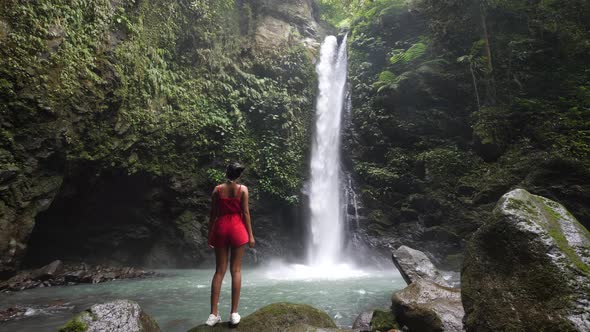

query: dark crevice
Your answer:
[22,165,201,269]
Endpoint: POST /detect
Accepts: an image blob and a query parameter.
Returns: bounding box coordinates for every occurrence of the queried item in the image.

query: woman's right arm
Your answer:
[241,187,255,248]
[208,187,219,247]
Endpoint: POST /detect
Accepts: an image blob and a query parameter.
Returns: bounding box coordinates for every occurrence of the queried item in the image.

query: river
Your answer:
[0,265,405,331]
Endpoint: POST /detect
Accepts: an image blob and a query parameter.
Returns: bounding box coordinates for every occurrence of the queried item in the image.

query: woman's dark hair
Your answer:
[226,162,245,181]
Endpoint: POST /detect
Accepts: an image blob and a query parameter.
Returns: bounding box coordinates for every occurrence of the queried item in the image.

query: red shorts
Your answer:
[208,214,249,248]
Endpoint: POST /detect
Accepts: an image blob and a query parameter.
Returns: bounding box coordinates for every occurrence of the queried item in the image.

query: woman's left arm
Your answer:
[241,187,255,248]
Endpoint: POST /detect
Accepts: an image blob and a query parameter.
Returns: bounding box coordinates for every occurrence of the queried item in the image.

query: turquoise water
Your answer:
[0,267,405,332]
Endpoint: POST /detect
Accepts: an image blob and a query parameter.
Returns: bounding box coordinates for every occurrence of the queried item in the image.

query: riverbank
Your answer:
[0,260,156,293]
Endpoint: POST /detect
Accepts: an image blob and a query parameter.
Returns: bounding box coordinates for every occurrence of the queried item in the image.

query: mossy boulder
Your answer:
[187,303,337,332]
[462,189,590,331]
[369,309,398,332]
[391,279,464,332]
[59,300,160,332]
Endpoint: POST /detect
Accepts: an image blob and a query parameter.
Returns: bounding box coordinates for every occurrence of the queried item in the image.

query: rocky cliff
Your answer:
[344,0,590,266]
[0,0,324,277]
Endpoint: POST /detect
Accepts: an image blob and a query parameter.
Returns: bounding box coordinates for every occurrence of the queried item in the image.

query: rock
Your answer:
[1,263,155,292]
[391,279,464,332]
[462,189,590,332]
[391,246,450,287]
[187,303,337,332]
[253,0,322,49]
[30,259,63,281]
[59,299,160,332]
[352,310,373,330]
[0,306,27,322]
[370,309,398,332]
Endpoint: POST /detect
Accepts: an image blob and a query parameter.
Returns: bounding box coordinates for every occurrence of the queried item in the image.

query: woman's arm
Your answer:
[241,187,255,248]
[208,187,219,247]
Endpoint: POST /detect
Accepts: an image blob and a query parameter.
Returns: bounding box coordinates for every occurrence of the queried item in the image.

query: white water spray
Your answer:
[308,34,348,267]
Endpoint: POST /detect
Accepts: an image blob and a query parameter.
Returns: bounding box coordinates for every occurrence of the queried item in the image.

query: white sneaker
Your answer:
[206,313,221,326]
[230,312,241,325]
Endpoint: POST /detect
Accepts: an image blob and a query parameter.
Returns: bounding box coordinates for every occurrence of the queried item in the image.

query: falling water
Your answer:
[308,34,348,266]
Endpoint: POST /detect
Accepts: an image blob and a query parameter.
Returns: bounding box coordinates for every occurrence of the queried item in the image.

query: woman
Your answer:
[206,162,255,327]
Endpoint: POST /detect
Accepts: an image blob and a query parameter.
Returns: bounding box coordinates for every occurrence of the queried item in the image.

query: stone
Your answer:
[391,279,464,332]
[187,302,337,332]
[462,188,590,332]
[391,246,450,287]
[352,310,373,330]
[59,299,160,332]
[253,0,322,49]
[30,260,63,281]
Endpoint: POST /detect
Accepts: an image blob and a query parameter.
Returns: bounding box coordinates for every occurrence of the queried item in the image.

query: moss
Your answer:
[505,197,537,217]
[369,309,398,332]
[537,197,590,276]
[188,303,336,332]
[58,317,87,332]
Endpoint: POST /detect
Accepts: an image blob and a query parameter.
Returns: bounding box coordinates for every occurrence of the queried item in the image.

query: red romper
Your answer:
[208,185,249,248]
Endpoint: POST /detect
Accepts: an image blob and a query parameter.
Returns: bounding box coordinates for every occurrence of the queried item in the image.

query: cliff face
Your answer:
[0,0,323,277]
[344,0,590,266]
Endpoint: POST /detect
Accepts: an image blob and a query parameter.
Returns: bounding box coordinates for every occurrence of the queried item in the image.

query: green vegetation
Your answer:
[537,197,590,275]
[318,0,590,259]
[58,318,87,332]
[0,0,315,205]
[370,309,398,331]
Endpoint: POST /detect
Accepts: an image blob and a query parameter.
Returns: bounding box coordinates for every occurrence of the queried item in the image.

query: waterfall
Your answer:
[308,34,348,267]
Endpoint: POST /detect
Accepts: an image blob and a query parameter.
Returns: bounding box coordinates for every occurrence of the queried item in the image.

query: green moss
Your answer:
[505,197,537,217]
[537,197,590,276]
[187,303,336,332]
[370,309,398,332]
[58,318,87,332]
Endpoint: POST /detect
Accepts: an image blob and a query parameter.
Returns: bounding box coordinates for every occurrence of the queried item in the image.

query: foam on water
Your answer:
[263,260,370,281]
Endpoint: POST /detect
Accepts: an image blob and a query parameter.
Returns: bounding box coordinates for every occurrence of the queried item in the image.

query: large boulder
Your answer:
[462,189,590,331]
[59,300,160,332]
[187,302,337,332]
[391,279,464,332]
[391,245,450,287]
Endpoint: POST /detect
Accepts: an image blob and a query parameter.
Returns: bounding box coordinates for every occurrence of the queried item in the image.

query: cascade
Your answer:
[308,34,348,266]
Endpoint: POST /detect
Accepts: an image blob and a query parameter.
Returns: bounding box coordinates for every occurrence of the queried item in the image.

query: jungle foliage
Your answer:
[0,0,316,204]
[320,0,590,261]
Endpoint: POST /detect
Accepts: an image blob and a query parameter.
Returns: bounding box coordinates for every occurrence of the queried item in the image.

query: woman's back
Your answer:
[216,184,243,216]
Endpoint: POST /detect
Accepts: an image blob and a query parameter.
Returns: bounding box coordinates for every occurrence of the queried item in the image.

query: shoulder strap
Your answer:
[236,185,242,199]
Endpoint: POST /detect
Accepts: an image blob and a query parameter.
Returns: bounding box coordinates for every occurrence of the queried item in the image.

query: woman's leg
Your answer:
[229,244,246,313]
[210,246,229,315]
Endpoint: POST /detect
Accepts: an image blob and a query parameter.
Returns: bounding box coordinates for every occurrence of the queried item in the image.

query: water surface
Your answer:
[0,267,404,332]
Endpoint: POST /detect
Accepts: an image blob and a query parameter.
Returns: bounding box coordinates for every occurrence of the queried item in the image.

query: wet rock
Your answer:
[391,279,464,332]
[59,299,160,332]
[0,306,26,322]
[462,189,590,332]
[30,259,63,281]
[187,302,337,332]
[1,262,155,292]
[352,310,373,330]
[391,246,450,287]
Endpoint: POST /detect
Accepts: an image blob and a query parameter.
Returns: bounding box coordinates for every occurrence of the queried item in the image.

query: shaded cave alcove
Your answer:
[22,166,204,269]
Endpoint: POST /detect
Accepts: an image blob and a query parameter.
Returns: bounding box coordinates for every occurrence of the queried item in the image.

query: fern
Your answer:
[390,41,428,65]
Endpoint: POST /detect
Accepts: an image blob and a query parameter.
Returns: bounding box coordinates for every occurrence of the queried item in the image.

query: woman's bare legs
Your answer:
[230,244,246,313]
[210,246,229,315]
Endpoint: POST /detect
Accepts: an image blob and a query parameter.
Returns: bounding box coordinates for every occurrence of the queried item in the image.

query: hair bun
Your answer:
[226,162,245,180]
